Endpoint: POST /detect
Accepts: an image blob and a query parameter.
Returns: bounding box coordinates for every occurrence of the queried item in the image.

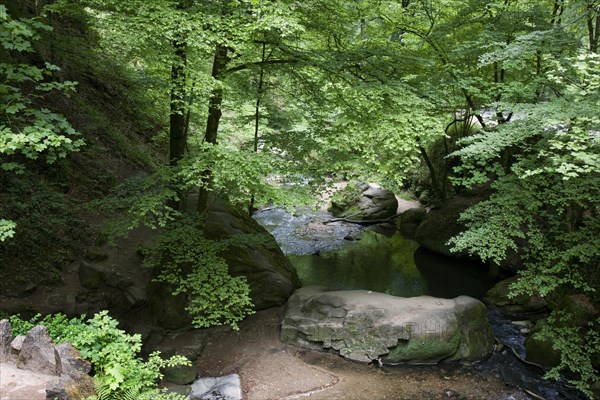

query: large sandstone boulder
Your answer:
[524,319,560,368]
[329,183,398,221]
[149,198,300,330]
[281,286,494,364]
[414,196,479,257]
[398,207,427,239]
[204,198,301,310]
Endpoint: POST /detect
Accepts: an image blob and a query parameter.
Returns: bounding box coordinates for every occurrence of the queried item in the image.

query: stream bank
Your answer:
[194,306,532,400]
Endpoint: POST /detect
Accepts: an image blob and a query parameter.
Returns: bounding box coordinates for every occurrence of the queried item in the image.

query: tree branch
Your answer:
[224,59,299,75]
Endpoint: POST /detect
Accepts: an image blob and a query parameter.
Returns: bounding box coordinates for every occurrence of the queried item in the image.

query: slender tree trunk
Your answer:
[198,44,230,213]
[165,19,189,211]
[418,143,444,203]
[248,43,267,215]
[169,37,187,166]
[550,0,564,25]
[587,1,599,53]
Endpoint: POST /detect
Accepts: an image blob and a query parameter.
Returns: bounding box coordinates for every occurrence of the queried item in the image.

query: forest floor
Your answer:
[195,307,533,400]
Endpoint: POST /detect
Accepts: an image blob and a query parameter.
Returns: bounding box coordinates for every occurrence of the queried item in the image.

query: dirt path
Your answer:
[195,308,532,400]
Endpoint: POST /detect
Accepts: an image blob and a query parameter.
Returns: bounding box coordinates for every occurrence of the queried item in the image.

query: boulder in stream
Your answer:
[204,198,301,310]
[281,286,494,364]
[484,277,547,318]
[329,183,398,221]
[398,207,427,239]
[414,196,479,257]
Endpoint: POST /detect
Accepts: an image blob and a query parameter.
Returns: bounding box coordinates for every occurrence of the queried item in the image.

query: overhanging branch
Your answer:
[224,59,299,75]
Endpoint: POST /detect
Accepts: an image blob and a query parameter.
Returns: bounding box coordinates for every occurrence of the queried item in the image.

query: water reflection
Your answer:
[289,232,427,297]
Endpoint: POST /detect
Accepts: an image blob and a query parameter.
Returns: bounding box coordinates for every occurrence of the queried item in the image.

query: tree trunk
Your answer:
[169,30,187,166]
[166,15,188,211]
[198,44,230,213]
[418,144,444,203]
[249,43,267,215]
[587,1,599,53]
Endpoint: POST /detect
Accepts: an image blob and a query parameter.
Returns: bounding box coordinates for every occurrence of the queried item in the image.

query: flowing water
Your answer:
[254,207,585,400]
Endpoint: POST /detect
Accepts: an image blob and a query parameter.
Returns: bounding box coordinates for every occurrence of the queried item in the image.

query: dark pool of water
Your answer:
[290,231,498,299]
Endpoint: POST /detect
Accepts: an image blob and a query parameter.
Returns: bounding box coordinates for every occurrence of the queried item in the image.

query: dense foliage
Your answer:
[0,4,83,241]
[449,50,600,396]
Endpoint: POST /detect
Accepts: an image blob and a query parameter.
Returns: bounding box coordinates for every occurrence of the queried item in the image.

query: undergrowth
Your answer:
[9,311,188,400]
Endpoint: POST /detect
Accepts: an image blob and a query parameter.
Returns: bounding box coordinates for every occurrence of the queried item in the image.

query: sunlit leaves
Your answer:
[144,217,255,330]
[0,9,84,241]
[0,219,16,241]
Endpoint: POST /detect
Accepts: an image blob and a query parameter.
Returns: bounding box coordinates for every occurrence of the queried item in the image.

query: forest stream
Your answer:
[197,207,584,400]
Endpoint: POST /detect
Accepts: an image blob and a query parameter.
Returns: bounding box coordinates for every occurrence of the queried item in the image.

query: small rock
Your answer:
[11,335,25,354]
[484,278,547,318]
[511,320,533,328]
[443,389,459,397]
[84,246,109,262]
[155,330,207,361]
[163,363,198,385]
[124,285,146,306]
[190,374,242,400]
[22,283,38,294]
[46,374,95,400]
[55,342,91,381]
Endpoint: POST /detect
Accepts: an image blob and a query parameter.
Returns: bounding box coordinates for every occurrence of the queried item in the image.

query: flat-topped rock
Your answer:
[281,286,494,364]
[0,362,59,400]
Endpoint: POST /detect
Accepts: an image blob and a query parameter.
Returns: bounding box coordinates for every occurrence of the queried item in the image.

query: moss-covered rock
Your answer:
[204,198,301,310]
[414,196,479,257]
[329,183,398,221]
[524,319,561,368]
[162,364,198,385]
[398,207,427,239]
[484,277,547,318]
[281,286,494,364]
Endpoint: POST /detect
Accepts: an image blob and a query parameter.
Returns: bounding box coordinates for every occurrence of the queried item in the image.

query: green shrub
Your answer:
[143,216,255,330]
[10,311,188,400]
